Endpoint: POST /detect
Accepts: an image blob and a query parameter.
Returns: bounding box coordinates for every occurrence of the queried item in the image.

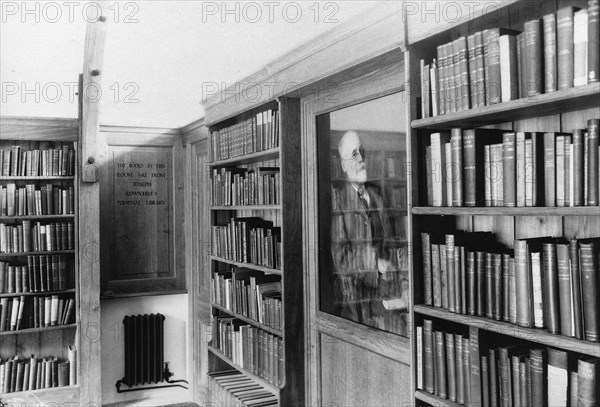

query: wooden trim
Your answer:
[78,2,107,404]
[414,390,463,407]
[0,116,78,141]
[0,385,80,405]
[203,4,406,125]
[100,124,181,135]
[103,132,183,146]
[412,206,600,216]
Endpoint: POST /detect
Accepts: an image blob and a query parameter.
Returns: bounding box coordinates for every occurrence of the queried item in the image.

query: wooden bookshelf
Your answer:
[405,1,600,406]
[0,131,83,399]
[203,98,304,406]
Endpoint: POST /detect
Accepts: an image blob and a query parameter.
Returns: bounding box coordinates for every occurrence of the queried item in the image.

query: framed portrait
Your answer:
[316,93,409,336]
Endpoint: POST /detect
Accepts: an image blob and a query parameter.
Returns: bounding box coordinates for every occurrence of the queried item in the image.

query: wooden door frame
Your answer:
[300,49,410,406]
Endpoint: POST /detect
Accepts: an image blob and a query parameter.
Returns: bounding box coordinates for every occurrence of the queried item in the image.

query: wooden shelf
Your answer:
[0,289,75,298]
[414,390,464,407]
[210,256,282,275]
[0,250,75,257]
[0,384,80,404]
[414,305,600,357]
[0,176,75,181]
[211,303,283,337]
[411,206,600,216]
[208,346,282,394]
[209,148,280,167]
[411,83,600,130]
[0,214,75,221]
[211,204,281,211]
[0,323,77,336]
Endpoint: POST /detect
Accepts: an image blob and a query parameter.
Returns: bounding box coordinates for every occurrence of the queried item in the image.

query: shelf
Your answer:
[0,250,75,257]
[211,204,281,211]
[0,176,75,181]
[0,289,75,298]
[0,384,80,404]
[212,303,283,337]
[411,206,600,216]
[414,305,600,357]
[0,214,75,221]
[208,346,282,394]
[411,83,600,130]
[0,323,78,336]
[210,256,282,275]
[414,390,464,407]
[209,148,280,167]
[332,208,407,214]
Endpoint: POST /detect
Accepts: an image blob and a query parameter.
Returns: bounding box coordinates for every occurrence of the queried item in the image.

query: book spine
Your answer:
[529,348,547,407]
[451,129,463,206]
[476,251,486,317]
[556,243,574,337]
[543,13,558,92]
[544,133,556,206]
[484,28,502,104]
[516,132,526,207]
[514,240,532,327]
[446,235,456,312]
[577,358,599,407]
[463,130,477,206]
[503,132,517,207]
[469,326,481,406]
[574,9,589,86]
[587,119,599,205]
[435,331,447,398]
[580,241,599,341]
[570,239,584,339]
[458,36,470,109]
[424,320,434,393]
[547,348,569,406]
[573,129,585,206]
[467,251,477,315]
[456,334,465,404]
[557,7,575,90]
[474,31,486,107]
[524,19,543,96]
[446,332,457,401]
[499,34,518,101]
[432,244,442,308]
[543,242,560,334]
[588,0,600,83]
[422,233,432,306]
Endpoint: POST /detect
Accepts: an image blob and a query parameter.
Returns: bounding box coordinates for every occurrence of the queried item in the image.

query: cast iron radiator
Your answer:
[116,313,187,392]
[123,313,165,386]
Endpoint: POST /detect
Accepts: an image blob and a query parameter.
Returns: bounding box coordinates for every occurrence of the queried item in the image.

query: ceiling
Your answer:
[0,0,380,128]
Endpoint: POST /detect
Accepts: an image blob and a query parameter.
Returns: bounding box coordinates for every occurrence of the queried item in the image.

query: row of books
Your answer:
[0,255,74,294]
[0,294,75,331]
[420,2,600,118]
[210,109,279,162]
[211,166,280,207]
[416,321,600,406]
[212,218,282,270]
[0,221,75,253]
[1,349,76,394]
[421,232,599,342]
[212,268,282,331]
[425,119,600,207]
[1,146,75,177]
[0,184,74,217]
[212,316,284,387]
[208,370,277,407]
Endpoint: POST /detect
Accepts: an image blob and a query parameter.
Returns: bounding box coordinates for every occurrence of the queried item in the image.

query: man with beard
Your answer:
[330,130,407,332]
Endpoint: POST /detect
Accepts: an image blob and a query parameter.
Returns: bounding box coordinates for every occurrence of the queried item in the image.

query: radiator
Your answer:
[122,313,165,386]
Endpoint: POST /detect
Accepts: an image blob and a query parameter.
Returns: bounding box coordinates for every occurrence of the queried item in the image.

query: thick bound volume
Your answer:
[484,28,519,104]
[421,232,432,306]
[469,326,481,407]
[529,348,547,407]
[556,242,574,337]
[523,19,544,96]
[587,119,599,205]
[423,319,435,394]
[542,242,561,335]
[579,239,599,342]
[503,133,517,207]
[463,129,504,207]
[548,348,569,406]
[557,7,576,89]
[578,357,599,407]
[543,13,558,92]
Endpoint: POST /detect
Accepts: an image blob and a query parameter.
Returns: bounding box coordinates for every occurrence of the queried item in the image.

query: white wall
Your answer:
[100,294,190,406]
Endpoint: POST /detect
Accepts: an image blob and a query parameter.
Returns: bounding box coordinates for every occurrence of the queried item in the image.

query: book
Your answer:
[578,357,599,407]
[484,28,519,103]
[499,34,518,101]
[430,132,451,206]
[424,320,435,394]
[589,0,600,83]
[547,348,569,406]
[574,9,589,87]
[529,348,547,407]
[523,19,543,96]
[543,13,558,92]
[579,239,599,341]
[446,332,457,401]
[421,232,432,306]
[450,128,463,206]
[587,119,599,205]
[469,326,481,406]
[556,242,574,337]
[503,132,517,207]
[543,242,561,334]
[557,6,576,90]
[435,331,447,398]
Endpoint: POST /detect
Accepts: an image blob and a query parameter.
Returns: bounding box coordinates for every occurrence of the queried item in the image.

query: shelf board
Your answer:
[0,323,77,336]
[208,346,282,394]
[211,303,283,337]
[210,256,282,275]
[414,305,600,357]
[0,175,75,181]
[411,83,600,129]
[414,390,463,407]
[0,214,75,221]
[0,250,75,257]
[0,288,75,298]
[1,384,80,404]
[211,204,281,211]
[411,206,600,216]
[209,148,280,167]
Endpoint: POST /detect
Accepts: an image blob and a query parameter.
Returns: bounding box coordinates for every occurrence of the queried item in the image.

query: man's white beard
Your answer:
[348,168,367,183]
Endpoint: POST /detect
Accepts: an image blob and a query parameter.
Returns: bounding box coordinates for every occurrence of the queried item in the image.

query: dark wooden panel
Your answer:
[320,334,411,407]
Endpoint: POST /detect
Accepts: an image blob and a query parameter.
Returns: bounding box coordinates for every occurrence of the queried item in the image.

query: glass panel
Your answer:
[317,92,408,336]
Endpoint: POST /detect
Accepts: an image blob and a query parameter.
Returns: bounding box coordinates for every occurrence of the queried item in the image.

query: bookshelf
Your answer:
[406,1,600,406]
[0,136,80,398]
[205,97,304,406]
